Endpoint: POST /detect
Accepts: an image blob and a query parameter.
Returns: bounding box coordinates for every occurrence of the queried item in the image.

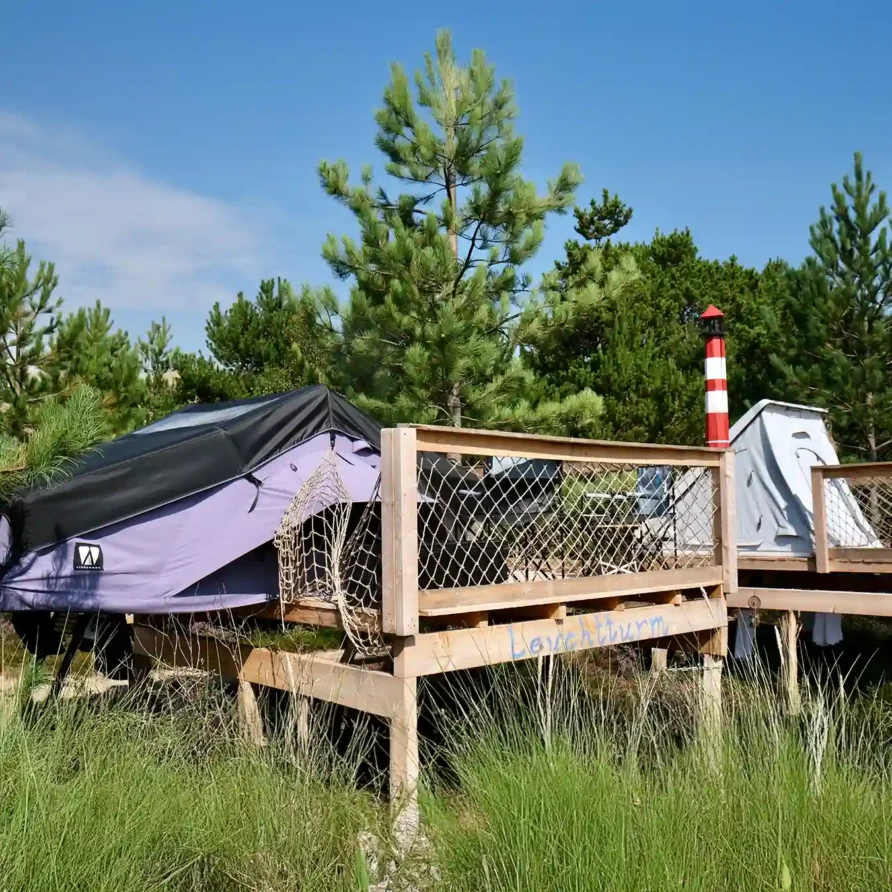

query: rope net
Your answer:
[416,457,718,589]
[274,451,385,656]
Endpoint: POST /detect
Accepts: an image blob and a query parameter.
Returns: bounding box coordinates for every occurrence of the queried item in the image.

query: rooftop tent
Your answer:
[729,399,871,655]
[0,386,384,614]
[730,399,879,556]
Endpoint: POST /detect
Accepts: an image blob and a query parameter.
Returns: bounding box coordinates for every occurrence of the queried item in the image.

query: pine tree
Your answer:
[0,384,108,504]
[320,30,581,427]
[138,317,173,386]
[522,204,787,445]
[49,301,146,432]
[773,153,892,460]
[177,278,340,404]
[572,189,633,247]
[0,214,61,438]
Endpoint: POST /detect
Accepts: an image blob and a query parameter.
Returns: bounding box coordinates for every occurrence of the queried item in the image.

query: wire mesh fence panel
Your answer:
[416,455,719,591]
[823,474,892,549]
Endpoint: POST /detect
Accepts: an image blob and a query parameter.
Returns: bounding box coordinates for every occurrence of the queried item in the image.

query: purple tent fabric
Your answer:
[0,434,380,614]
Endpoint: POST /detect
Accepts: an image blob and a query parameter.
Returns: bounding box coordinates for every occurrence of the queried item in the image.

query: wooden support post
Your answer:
[389,677,419,844]
[381,428,419,636]
[237,679,267,748]
[714,450,737,595]
[779,610,800,716]
[698,622,726,741]
[295,695,311,750]
[701,653,723,739]
[650,647,668,674]
[812,466,830,574]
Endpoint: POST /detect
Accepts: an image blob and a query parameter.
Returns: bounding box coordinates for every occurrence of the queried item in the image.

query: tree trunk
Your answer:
[446,381,462,463]
[445,166,458,259]
[867,392,878,462]
[866,395,881,535]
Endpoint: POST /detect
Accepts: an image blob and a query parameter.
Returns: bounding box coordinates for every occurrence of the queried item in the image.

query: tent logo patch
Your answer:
[73,543,103,571]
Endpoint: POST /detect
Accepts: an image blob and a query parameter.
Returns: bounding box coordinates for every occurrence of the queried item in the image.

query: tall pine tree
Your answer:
[49,301,146,433]
[175,278,339,404]
[320,30,582,428]
[0,212,61,438]
[522,201,787,445]
[773,152,892,460]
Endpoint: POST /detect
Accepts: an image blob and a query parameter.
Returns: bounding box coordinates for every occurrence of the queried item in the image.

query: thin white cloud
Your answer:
[0,112,266,312]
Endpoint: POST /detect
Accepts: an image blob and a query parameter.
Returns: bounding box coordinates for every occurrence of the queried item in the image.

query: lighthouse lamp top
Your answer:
[700,304,725,337]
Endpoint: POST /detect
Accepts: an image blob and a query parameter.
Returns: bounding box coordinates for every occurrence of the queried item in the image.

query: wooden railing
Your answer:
[812,462,892,573]
[380,425,736,634]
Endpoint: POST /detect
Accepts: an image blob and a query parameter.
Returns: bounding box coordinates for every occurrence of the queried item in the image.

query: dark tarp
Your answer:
[3,385,382,555]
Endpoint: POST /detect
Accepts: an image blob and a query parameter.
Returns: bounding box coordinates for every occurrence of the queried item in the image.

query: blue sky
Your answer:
[1,0,890,353]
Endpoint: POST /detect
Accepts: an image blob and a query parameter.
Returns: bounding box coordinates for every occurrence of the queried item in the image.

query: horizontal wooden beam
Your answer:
[401,598,727,676]
[818,462,892,480]
[729,586,892,617]
[409,424,722,467]
[249,599,380,631]
[132,626,403,719]
[828,560,892,574]
[241,649,404,719]
[418,566,724,616]
[737,554,816,572]
[828,547,892,571]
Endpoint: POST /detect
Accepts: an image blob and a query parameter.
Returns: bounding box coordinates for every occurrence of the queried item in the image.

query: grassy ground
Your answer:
[0,674,383,892]
[1,655,891,890]
[425,664,892,891]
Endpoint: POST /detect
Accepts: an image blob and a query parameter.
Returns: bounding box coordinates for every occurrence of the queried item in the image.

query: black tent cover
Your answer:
[4,385,382,555]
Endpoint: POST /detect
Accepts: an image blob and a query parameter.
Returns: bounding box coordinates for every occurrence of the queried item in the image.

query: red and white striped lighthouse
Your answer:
[700,305,729,449]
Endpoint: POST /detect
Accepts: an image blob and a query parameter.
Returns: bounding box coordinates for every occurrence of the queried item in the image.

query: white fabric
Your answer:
[733,608,756,659]
[811,612,844,647]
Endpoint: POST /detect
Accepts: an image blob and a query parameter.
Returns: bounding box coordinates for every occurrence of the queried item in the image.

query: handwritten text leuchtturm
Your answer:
[508,614,669,660]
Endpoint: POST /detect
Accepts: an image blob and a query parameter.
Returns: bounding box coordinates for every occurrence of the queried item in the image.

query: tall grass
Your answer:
[0,677,381,892]
[1,656,892,890]
[424,661,892,892]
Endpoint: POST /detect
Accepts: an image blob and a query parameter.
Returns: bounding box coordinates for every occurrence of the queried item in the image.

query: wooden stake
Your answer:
[779,610,800,716]
[650,647,668,674]
[389,678,419,842]
[701,653,723,737]
[237,679,267,748]
[295,695,311,750]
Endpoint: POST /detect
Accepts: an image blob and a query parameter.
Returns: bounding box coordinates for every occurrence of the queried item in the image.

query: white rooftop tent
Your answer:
[664,400,880,655]
[729,400,882,654]
[730,400,879,557]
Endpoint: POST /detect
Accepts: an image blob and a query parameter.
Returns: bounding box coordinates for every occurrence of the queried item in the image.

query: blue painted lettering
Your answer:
[509,625,526,660]
[506,612,674,660]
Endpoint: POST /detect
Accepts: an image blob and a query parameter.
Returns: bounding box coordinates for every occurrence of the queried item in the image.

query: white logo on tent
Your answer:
[77,545,101,567]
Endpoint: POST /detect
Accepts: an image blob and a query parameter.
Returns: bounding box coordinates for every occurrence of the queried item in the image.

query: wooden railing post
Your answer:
[812,466,829,573]
[713,450,737,595]
[381,428,419,636]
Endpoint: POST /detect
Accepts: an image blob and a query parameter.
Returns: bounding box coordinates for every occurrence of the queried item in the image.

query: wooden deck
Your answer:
[133,423,735,825]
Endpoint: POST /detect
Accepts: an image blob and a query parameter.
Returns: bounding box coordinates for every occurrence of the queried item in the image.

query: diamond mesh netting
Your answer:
[273,448,720,649]
[416,457,719,590]
[274,451,386,656]
[822,474,889,549]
